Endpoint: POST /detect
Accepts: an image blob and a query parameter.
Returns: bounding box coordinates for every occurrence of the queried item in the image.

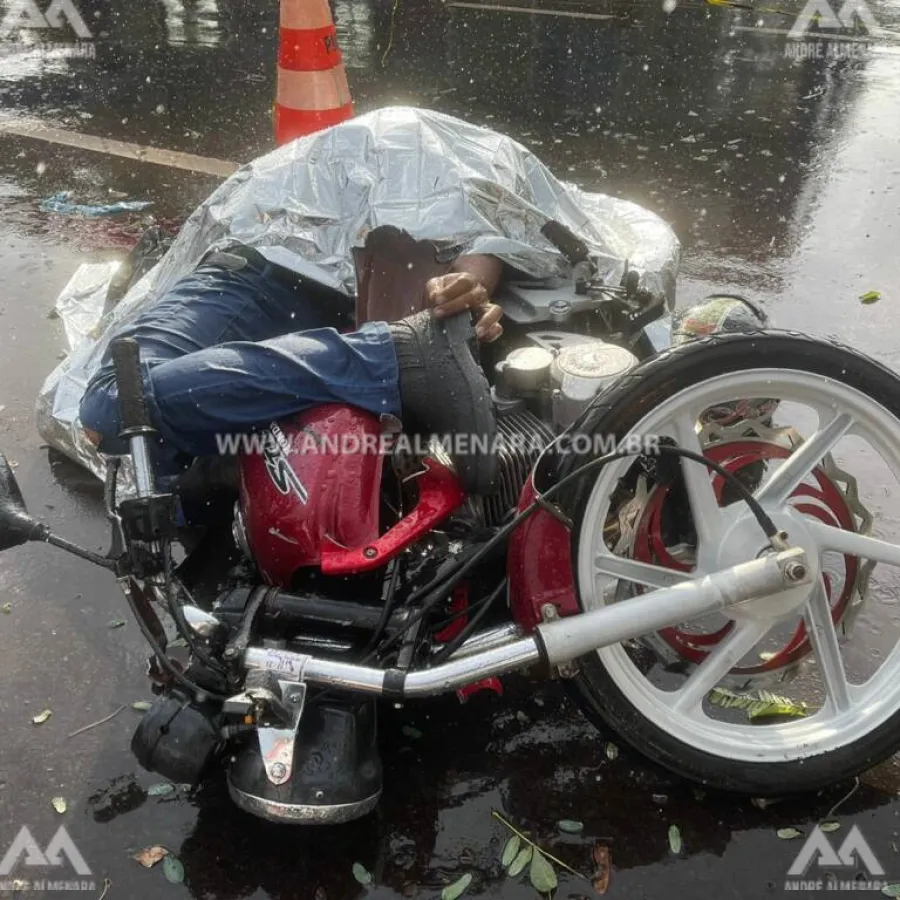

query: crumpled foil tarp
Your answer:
[37,106,681,480]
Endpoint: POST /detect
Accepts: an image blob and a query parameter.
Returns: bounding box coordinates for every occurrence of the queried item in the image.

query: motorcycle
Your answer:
[2,250,899,825]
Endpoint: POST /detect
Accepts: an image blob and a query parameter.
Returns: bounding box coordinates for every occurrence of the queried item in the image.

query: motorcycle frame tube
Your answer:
[243,549,808,699]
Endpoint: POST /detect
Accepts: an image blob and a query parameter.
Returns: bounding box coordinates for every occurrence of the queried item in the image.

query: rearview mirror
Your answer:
[0,454,43,551]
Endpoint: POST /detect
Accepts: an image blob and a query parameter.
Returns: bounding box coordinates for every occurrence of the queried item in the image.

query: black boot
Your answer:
[389,311,498,495]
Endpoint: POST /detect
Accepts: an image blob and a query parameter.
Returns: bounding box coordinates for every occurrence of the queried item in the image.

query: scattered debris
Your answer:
[133,846,169,868]
[40,191,152,218]
[826,778,860,820]
[882,884,900,897]
[131,701,153,712]
[352,862,372,885]
[605,742,619,761]
[96,877,111,900]
[401,725,423,740]
[108,619,126,629]
[777,827,804,840]
[558,820,584,834]
[51,797,67,814]
[668,825,683,854]
[147,783,175,797]
[592,844,611,895]
[501,835,520,867]
[162,854,185,884]
[2,603,10,614]
[860,290,881,305]
[820,821,841,833]
[441,873,473,900]
[68,704,127,738]
[708,687,809,721]
[529,850,558,894]
[32,709,52,725]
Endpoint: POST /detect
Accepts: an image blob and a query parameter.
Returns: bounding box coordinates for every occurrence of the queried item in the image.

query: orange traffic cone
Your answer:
[275,0,354,145]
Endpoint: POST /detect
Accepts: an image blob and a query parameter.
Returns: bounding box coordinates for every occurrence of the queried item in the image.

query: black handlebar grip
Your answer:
[111,338,152,433]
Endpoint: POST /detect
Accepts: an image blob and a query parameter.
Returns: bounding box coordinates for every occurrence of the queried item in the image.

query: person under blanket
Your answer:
[79,243,505,495]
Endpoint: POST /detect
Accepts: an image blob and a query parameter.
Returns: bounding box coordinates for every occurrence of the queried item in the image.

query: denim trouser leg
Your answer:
[80,263,401,467]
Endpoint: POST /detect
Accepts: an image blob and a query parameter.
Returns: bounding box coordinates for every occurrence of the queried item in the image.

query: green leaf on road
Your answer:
[558,819,584,834]
[441,873,473,900]
[529,850,558,894]
[881,884,900,897]
[147,783,175,797]
[668,824,683,854]
[51,797,67,814]
[32,709,52,725]
[352,863,372,885]
[501,835,520,868]
[401,726,423,740]
[131,701,152,712]
[162,854,185,884]
[507,846,532,878]
[777,827,803,840]
[820,821,841,833]
[108,619,126,629]
[860,290,882,304]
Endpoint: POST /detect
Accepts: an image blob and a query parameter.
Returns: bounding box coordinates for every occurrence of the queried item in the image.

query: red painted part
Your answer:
[434,583,470,644]
[239,405,384,587]
[632,441,857,674]
[273,102,354,144]
[456,678,504,703]
[321,458,465,575]
[508,476,578,632]
[279,25,342,71]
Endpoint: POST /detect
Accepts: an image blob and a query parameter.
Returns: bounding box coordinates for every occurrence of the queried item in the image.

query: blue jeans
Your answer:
[80,258,401,474]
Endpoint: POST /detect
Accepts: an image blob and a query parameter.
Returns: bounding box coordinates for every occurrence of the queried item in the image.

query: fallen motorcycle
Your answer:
[2,271,899,824]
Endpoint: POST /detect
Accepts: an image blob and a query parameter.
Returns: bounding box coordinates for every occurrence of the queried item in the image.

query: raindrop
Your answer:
[155,104,167,115]
[662,0,677,12]
[778,175,786,183]
[35,162,47,176]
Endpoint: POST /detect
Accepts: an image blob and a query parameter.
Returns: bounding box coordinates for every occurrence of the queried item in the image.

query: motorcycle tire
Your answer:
[565,330,900,795]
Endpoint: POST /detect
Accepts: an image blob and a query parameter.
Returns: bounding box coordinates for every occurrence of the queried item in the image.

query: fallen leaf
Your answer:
[881,884,900,898]
[133,846,169,868]
[314,888,327,900]
[501,835,521,868]
[168,637,188,649]
[2,603,11,614]
[507,846,532,877]
[860,290,882,305]
[147,783,175,797]
[558,819,584,834]
[708,687,809,721]
[401,725,423,740]
[32,709,52,725]
[162,854,185,884]
[820,821,841,833]
[107,619,126,629]
[668,824,683,854]
[352,862,372,885]
[592,845,611,895]
[777,827,803,840]
[51,797,66,814]
[441,873,473,900]
[131,701,152,712]
[529,849,558,894]
[605,742,619,761]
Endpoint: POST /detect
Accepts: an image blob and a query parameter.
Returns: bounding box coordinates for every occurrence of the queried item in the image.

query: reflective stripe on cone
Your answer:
[275,0,354,144]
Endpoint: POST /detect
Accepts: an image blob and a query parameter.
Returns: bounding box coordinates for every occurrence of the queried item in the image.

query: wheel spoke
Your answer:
[595,553,693,589]
[671,619,772,713]
[669,412,723,549]
[803,579,852,713]
[806,519,900,568]
[756,412,853,508]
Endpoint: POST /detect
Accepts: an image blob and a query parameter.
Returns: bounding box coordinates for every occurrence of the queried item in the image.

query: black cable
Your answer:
[123,577,228,701]
[430,578,507,665]
[359,557,402,658]
[366,441,778,661]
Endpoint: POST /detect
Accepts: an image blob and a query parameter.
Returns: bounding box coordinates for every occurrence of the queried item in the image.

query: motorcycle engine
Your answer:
[479,333,639,525]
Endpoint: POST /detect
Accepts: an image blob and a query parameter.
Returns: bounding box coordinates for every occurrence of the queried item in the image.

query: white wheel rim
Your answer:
[577,367,900,764]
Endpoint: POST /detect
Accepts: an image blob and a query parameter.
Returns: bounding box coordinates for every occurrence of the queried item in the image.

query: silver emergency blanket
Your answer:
[37,106,680,479]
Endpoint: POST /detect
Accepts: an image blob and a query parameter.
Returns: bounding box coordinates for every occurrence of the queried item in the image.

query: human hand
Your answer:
[426,272,503,342]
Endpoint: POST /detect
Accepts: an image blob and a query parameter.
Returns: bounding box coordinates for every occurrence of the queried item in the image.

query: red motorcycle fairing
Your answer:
[507,476,579,631]
[239,405,385,587]
[239,404,467,587]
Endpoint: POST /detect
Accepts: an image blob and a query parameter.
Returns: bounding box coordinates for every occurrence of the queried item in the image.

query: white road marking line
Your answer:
[0,115,241,178]
[444,2,616,21]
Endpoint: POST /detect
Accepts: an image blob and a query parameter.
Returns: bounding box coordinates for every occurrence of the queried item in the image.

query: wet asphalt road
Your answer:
[2,1,900,898]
